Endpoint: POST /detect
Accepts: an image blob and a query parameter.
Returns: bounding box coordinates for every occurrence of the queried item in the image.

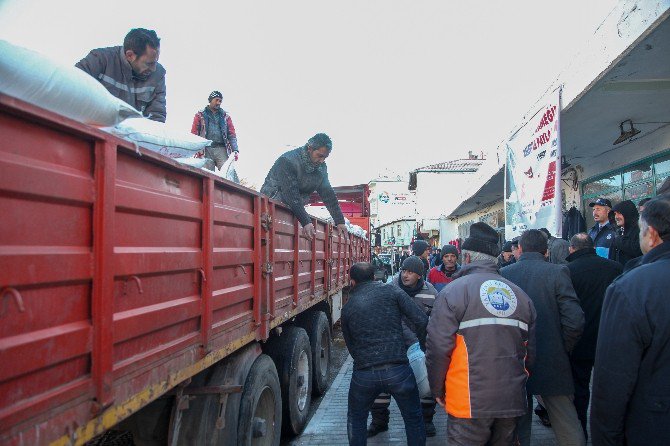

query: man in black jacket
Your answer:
[591,197,670,446]
[565,233,622,440]
[367,256,439,438]
[260,133,347,240]
[342,262,429,446]
[609,199,643,267]
[501,229,585,446]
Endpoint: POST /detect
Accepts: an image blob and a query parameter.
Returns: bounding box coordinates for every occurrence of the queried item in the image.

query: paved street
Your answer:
[293,355,588,445]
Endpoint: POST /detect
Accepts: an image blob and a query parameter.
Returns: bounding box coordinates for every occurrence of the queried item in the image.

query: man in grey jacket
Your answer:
[426,222,536,445]
[76,28,167,122]
[501,229,585,446]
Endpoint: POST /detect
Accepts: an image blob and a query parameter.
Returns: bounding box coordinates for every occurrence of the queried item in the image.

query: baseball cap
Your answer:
[589,198,612,208]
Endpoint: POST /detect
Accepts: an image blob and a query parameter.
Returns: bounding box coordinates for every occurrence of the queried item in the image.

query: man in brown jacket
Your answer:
[76,28,167,122]
[426,222,536,445]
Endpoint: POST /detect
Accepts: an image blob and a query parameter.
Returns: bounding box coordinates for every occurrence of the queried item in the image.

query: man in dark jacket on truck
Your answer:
[501,229,585,446]
[591,196,670,446]
[76,28,166,122]
[608,199,643,267]
[260,133,346,240]
[367,256,439,438]
[426,222,536,445]
[565,233,622,441]
[342,262,429,446]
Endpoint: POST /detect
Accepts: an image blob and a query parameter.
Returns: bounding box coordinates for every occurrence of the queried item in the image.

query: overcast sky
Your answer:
[0,0,618,187]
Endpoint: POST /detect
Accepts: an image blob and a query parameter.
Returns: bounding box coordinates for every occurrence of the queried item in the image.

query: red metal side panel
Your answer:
[271,205,298,316]
[111,151,203,387]
[0,104,96,440]
[207,179,257,351]
[0,94,370,445]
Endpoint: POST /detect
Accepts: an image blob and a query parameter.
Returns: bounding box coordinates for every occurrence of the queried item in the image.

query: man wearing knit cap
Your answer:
[260,133,347,241]
[367,255,440,438]
[427,245,461,292]
[426,222,536,445]
[497,240,516,268]
[191,90,240,170]
[500,229,585,446]
[411,239,431,280]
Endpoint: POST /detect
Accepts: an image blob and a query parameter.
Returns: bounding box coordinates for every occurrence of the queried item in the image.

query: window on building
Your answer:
[581,150,670,228]
[397,224,402,236]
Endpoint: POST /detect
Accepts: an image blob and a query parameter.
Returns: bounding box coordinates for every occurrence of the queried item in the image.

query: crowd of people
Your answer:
[76,27,670,446]
[342,191,670,446]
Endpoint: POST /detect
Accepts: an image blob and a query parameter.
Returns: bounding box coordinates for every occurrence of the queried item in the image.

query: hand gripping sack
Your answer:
[0,40,141,126]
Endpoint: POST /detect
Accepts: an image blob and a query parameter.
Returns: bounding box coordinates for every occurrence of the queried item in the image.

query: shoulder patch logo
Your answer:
[479,280,517,317]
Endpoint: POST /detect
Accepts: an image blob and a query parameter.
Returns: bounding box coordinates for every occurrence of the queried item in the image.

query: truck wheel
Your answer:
[272,326,312,435]
[297,311,331,396]
[238,354,282,446]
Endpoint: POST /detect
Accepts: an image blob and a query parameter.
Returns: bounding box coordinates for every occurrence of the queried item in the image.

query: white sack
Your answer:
[0,40,141,126]
[407,342,431,398]
[107,118,212,158]
[175,157,211,169]
[214,156,240,183]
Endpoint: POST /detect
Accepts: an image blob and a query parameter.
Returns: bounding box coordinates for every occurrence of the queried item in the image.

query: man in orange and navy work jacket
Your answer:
[426,222,536,445]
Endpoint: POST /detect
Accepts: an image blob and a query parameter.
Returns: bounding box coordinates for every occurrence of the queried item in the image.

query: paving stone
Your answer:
[294,355,591,445]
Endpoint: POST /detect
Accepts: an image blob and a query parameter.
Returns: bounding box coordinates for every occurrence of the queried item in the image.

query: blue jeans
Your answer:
[347,363,426,446]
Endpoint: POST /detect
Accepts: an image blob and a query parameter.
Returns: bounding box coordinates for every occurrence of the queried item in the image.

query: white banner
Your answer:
[505,90,562,239]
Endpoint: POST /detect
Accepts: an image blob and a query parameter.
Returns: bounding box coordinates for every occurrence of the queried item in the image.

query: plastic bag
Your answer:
[0,40,141,126]
[407,342,431,398]
[106,118,212,158]
[215,155,240,184]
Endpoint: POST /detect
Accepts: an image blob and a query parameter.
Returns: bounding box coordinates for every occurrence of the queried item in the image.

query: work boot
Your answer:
[424,421,436,437]
[366,423,388,437]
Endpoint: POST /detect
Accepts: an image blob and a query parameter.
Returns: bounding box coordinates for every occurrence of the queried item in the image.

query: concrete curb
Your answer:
[300,354,353,435]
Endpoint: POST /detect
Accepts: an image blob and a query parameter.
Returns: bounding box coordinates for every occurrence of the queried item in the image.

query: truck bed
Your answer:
[0,94,368,445]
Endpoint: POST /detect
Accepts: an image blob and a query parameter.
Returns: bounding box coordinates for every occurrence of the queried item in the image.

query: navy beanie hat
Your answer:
[461,222,500,258]
[401,256,425,276]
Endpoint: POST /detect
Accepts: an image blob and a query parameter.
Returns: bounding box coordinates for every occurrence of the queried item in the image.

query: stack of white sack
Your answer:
[103,118,240,184]
[104,118,212,159]
[0,40,141,126]
[344,218,368,239]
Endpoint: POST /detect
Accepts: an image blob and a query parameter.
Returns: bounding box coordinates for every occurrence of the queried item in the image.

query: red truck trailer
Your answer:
[0,93,368,445]
[308,184,370,234]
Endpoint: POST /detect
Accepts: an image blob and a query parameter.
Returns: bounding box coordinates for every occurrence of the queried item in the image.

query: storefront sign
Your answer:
[505,90,562,238]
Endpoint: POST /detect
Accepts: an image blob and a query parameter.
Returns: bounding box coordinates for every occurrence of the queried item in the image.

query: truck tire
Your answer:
[296,311,331,396]
[267,326,312,435]
[238,354,282,446]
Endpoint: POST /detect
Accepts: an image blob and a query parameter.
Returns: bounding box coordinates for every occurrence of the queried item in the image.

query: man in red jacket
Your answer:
[191,91,239,170]
[426,245,460,292]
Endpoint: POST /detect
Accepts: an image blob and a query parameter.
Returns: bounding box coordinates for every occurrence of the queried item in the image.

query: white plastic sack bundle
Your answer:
[107,118,212,158]
[175,157,211,169]
[0,40,141,126]
[214,155,240,184]
[407,342,431,398]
